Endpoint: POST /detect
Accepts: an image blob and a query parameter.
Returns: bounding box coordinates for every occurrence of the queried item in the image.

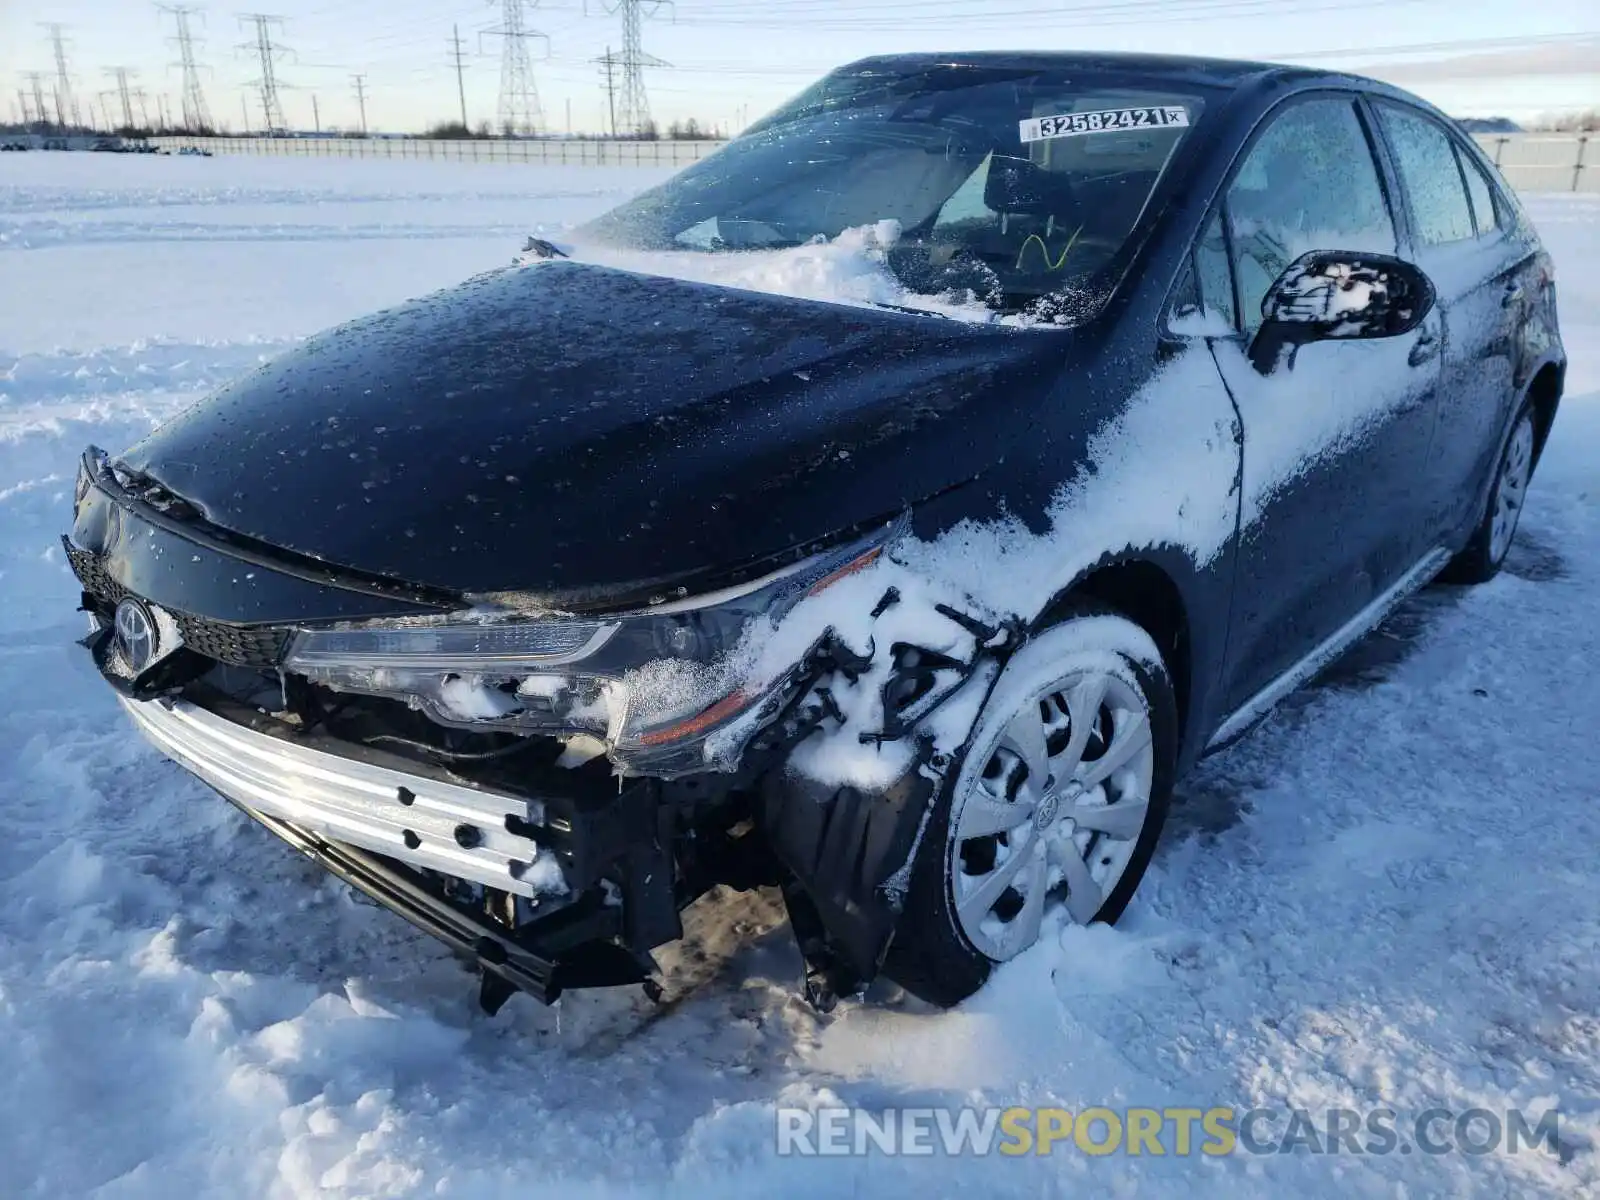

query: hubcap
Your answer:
[947,668,1155,962]
[1490,415,1534,565]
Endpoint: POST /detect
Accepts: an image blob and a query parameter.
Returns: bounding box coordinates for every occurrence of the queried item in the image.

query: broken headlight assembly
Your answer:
[283,521,903,773]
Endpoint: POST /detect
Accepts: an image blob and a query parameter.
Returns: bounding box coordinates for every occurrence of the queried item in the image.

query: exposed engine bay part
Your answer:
[76,521,1022,1013]
[120,693,558,898]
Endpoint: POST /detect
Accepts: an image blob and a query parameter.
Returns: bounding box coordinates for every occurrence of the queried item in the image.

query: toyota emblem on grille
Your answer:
[113,598,158,674]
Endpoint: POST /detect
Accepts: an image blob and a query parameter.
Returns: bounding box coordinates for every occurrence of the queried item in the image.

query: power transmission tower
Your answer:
[105,67,138,129]
[133,87,153,129]
[22,72,51,130]
[237,13,290,133]
[160,5,214,132]
[350,73,368,134]
[448,24,470,129]
[595,47,618,137]
[593,1,670,137]
[482,1,548,136]
[40,23,80,128]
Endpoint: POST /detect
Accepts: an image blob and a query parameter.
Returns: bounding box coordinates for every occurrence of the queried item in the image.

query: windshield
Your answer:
[580,64,1208,318]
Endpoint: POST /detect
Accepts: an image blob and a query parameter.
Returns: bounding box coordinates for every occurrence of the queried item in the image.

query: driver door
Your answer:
[1203,94,1443,718]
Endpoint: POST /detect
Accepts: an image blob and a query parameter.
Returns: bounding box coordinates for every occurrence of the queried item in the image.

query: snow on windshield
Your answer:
[564,67,1205,322]
[546,221,1033,326]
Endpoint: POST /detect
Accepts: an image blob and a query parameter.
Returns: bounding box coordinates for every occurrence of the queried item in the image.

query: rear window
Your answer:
[1376,104,1476,246]
[1457,148,1502,236]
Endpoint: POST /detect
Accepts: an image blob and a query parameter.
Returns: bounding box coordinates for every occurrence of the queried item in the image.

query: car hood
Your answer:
[119,261,1067,607]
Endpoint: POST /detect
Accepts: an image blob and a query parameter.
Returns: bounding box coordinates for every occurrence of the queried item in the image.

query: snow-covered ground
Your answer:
[1,153,1597,1199]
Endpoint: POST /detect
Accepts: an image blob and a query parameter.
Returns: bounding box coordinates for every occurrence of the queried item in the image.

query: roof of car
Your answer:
[838,50,1324,89]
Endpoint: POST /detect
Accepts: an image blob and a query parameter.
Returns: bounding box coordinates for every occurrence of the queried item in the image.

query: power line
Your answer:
[1276,30,1600,61]
[483,0,549,135]
[448,23,470,128]
[670,0,1435,30]
[40,23,80,127]
[593,1,671,136]
[237,12,292,133]
[160,5,214,131]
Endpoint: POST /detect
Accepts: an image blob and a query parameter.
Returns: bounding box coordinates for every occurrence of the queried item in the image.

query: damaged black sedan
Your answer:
[68,52,1564,1013]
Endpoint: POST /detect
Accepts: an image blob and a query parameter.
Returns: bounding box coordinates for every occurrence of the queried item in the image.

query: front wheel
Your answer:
[883,610,1178,1008]
[1443,405,1536,585]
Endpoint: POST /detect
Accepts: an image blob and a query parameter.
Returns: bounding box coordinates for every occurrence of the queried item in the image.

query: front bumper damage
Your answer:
[113,684,680,1008]
[69,499,1016,1011]
[122,695,554,897]
[235,807,647,1009]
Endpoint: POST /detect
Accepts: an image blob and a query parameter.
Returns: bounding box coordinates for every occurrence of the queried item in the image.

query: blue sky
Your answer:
[4,0,1598,134]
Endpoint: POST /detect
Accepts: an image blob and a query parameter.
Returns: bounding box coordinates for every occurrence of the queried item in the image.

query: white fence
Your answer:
[1473,134,1594,194]
[148,135,726,168]
[147,132,1594,192]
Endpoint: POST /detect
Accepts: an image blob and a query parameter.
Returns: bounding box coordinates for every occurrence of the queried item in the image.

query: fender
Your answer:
[754,544,1226,1001]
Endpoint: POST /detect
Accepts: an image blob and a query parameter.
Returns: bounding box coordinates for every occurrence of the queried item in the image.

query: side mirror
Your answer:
[1248,250,1436,374]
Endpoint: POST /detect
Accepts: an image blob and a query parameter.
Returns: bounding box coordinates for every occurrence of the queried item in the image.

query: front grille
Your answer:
[67,542,291,669]
[65,543,130,607]
[173,618,291,669]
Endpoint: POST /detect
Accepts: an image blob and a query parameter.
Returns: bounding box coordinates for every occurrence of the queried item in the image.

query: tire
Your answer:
[883,607,1178,1008]
[1442,403,1537,585]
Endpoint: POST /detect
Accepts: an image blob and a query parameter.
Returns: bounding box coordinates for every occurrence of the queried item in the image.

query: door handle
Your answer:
[1408,324,1442,367]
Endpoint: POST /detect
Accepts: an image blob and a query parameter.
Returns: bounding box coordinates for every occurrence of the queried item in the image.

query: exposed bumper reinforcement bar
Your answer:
[121,695,554,898]
[235,805,646,1007]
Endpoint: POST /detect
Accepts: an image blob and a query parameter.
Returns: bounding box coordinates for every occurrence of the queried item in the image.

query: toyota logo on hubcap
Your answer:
[113,599,158,674]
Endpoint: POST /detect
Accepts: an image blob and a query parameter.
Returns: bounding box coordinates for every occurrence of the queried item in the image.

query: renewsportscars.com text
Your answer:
[775,1106,1564,1158]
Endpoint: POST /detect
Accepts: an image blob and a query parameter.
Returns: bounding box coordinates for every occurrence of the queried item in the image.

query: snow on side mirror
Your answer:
[1248,250,1437,374]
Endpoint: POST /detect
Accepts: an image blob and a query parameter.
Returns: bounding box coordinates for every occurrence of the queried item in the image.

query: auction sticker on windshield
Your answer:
[1021,106,1190,143]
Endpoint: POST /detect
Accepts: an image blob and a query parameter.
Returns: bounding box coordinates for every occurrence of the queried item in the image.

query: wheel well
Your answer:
[1036,560,1192,749]
[1526,363,1562,461]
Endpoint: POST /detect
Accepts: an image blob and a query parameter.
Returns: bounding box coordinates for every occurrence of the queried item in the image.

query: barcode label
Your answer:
[1020,106,1190,143]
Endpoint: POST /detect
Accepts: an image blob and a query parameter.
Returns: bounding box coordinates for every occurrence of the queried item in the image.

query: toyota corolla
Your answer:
[66,52,1565,1013]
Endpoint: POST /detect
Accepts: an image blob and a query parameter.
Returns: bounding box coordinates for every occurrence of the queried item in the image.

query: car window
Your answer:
[1375,104,1475,246]
[1456,146,1501,237]
[1225,97,1396,335]
[1194,211,1237,330]
[1184,211,1241,331]
[1166,211,1238,335]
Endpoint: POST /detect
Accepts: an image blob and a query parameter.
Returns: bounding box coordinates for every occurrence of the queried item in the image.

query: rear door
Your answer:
[1200,94,1444,717]
[1370,101,1536,539]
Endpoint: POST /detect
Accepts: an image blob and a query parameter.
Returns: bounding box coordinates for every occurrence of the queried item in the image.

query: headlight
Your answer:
[284,521,901,770]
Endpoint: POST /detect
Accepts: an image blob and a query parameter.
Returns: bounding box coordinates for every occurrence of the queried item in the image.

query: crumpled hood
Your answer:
[119,260,1066,606]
